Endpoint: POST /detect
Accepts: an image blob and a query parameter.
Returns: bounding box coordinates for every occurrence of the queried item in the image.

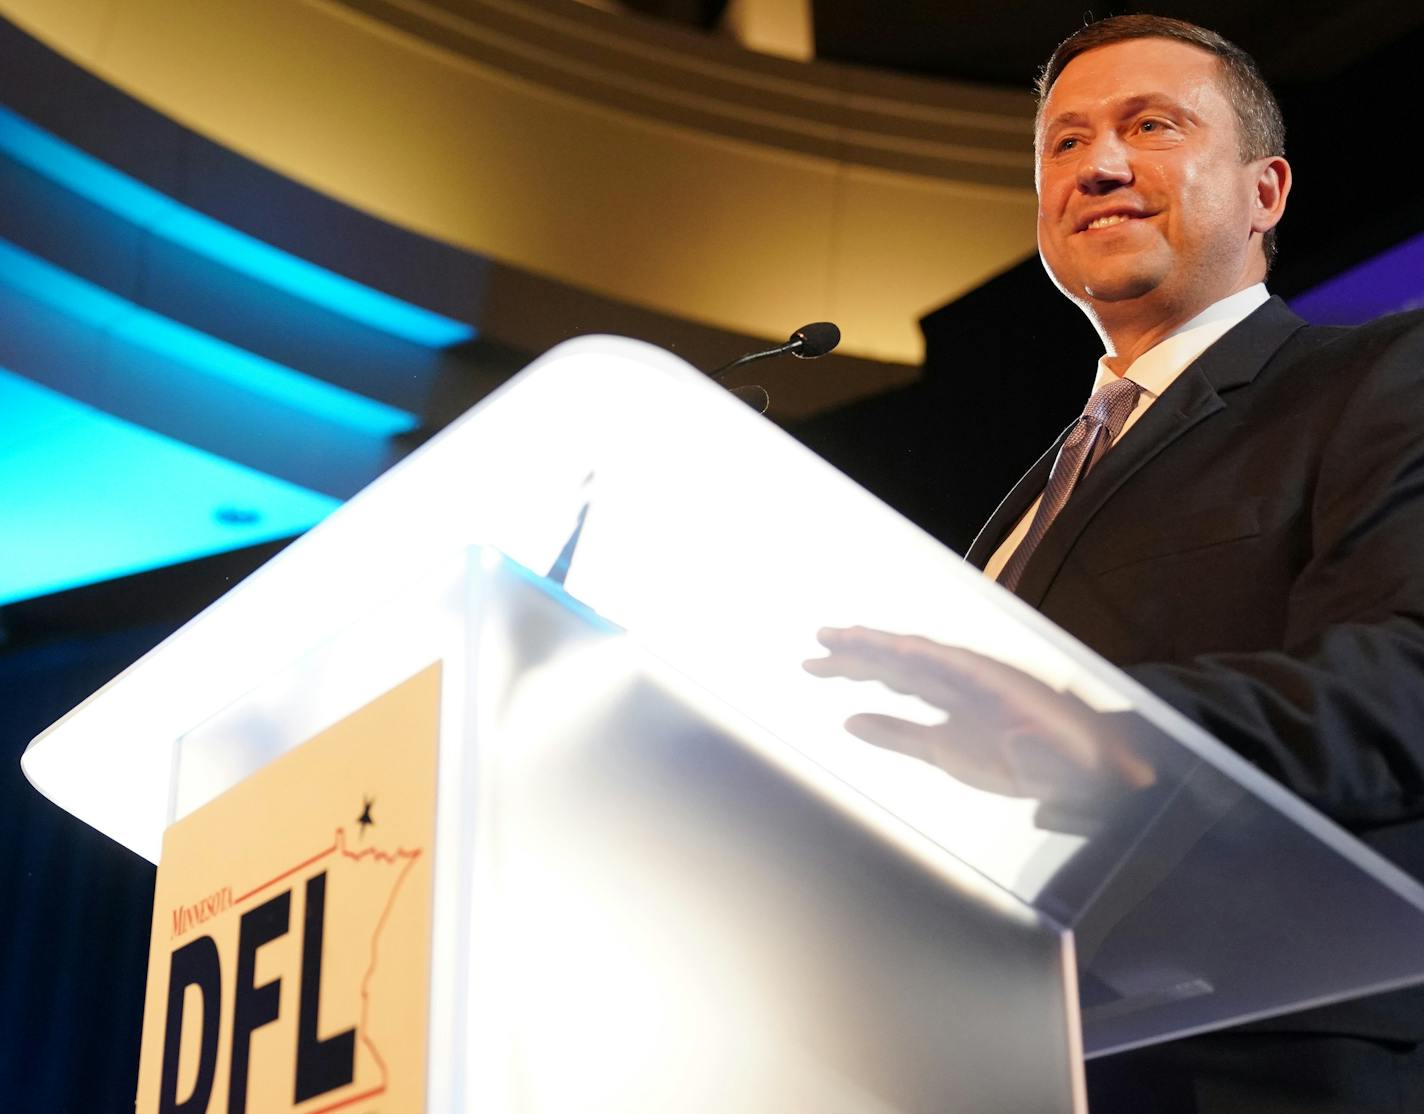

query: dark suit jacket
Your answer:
[966,295,1424,1041]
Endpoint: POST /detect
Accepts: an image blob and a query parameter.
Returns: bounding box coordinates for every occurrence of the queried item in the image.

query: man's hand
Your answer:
[804,626,1154,803]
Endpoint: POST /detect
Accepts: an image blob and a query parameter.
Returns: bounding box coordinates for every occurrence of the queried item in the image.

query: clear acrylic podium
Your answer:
[24,336,1424,1113]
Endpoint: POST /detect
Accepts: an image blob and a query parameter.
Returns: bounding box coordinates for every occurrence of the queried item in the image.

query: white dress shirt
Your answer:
[983,284,1271,581]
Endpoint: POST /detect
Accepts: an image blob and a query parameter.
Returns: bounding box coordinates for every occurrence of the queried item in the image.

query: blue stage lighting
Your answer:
[0,240,418,437]
[0,106,476,348]
[1291,232,1424,326]
[0,366,339,605]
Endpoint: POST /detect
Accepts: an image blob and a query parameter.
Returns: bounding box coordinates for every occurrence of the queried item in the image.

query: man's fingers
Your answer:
[843,714,1021,795]
[806,650,988,713]
[816,626,954,661]
[816,627,1019,697]
[842,712,946,762]
[816,627,1101,735]
[803,651,896,683]
[812,627,1117,763]
[810,628,1013,711]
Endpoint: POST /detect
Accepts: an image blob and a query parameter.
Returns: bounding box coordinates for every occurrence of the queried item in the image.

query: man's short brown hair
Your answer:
[1036,15,1286,267]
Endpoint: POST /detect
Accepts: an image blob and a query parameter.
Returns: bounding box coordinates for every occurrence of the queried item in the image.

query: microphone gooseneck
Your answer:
[709,321,841,382]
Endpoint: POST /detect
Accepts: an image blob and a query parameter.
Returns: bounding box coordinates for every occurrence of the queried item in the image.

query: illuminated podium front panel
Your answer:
[142,550,1081,1113]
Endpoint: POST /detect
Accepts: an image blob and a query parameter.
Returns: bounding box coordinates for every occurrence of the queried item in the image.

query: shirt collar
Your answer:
[1090,284,1270,397]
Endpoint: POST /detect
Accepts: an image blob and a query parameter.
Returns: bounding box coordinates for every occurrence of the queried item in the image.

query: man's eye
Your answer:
[1056,136,1079,152]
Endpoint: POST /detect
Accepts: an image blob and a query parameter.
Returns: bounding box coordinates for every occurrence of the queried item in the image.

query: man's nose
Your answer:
[1076,137,1133,194]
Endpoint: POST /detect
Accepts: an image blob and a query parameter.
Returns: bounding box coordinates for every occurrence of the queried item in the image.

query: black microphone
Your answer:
[709,321,841,382]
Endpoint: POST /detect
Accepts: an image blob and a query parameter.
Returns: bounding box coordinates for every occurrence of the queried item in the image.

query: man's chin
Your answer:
[1081,273,1162,303]
[1040,249,1167,307]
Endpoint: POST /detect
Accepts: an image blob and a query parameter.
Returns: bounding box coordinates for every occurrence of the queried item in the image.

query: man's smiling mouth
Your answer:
[1075,208,1155,232]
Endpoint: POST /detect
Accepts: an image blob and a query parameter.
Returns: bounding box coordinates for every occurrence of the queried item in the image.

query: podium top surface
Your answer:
[21,332,1149,861]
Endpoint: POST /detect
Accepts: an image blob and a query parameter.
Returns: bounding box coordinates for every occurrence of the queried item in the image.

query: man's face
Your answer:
[1035,38,1269,319]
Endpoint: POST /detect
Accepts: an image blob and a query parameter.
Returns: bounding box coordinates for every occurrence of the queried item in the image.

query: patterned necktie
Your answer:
[997,375,1142,592]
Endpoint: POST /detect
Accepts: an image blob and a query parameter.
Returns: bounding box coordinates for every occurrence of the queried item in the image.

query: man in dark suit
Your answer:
[972,15,1424,858]
[811,14,1424,1112]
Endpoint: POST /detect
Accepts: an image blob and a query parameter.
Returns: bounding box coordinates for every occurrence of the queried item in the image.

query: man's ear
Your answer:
[1251,155,1291,234]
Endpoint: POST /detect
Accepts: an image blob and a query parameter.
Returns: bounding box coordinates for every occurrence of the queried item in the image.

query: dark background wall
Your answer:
[0,542,291,1109]
[1,625,159,1108]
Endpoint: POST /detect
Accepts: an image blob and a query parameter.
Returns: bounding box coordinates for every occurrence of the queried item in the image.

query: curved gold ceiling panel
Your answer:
[0,0,1038,363]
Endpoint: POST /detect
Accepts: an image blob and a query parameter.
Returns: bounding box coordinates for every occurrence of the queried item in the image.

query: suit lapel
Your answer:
[1010,367,1225,604]
[996,297,1309,605]
[965,423,1074,568]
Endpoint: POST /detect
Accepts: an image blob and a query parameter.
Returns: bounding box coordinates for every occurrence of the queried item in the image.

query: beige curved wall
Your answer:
[0,0,1038,364]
